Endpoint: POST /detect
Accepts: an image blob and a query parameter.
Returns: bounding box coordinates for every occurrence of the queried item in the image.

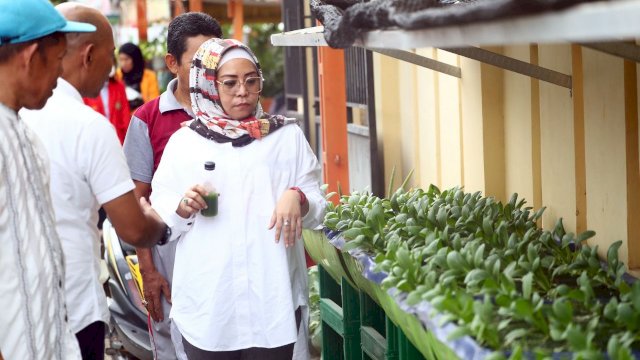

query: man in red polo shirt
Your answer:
[122,12,222,360]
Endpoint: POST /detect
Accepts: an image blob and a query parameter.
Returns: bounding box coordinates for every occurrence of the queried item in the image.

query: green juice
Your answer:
[201,192,218,217]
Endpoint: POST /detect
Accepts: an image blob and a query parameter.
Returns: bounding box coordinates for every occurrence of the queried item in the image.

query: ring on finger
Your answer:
[284,219,291,226]
[183,198,189,206]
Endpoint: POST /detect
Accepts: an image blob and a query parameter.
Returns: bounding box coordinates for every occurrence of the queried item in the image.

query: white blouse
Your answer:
[151,123,325,351]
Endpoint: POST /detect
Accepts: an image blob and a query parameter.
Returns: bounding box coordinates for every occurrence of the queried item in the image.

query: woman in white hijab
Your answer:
[150,38,325,359]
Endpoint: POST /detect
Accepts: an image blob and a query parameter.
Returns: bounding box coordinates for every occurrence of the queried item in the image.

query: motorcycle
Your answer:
[103,219,154,360]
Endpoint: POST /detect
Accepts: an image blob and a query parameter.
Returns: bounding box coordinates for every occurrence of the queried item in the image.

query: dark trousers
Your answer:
[97,207,107,229]
[75,321,106,360]
[182,308,301,360]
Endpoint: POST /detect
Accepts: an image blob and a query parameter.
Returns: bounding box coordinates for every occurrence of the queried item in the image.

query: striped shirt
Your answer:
[0,103,80,359]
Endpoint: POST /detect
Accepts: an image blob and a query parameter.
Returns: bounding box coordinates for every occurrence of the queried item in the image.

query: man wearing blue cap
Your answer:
[0,1,96,359]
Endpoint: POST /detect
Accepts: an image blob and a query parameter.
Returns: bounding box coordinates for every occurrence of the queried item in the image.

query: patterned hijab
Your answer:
[189,38,297,147]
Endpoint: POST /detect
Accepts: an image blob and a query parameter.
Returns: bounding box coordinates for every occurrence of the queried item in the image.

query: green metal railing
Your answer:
[318,265,425,360]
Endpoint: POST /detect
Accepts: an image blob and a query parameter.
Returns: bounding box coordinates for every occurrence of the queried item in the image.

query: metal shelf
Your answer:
[271,26,327,47]
[271,0,640,50]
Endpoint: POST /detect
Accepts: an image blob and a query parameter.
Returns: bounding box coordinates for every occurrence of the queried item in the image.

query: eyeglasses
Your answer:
[216,76,263,95]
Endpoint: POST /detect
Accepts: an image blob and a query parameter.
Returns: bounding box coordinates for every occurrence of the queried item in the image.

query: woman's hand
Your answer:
[176,184,209,219]
[268,190,303,248]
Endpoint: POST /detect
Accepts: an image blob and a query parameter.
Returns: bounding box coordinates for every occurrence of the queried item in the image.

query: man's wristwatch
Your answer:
[157,224,171,246]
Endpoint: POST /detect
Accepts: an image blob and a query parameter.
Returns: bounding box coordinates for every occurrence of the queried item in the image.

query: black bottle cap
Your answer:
[204,161,215,171]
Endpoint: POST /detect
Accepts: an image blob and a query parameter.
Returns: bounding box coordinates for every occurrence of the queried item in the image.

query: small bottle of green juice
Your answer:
[201,161,218,217]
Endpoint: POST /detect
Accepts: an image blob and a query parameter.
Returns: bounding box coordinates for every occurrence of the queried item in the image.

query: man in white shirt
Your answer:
[0,1,95,359]
[20,4,170,359]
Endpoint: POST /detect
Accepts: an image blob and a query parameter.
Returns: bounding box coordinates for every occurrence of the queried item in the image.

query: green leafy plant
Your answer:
[323,185,640,357]
[308,266,322,355]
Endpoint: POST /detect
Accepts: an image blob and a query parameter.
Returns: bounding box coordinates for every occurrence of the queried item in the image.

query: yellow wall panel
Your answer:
[369,42,638,270]
[416,48,440,189]
[398,55,420,188]
[459,56,486,195]
[503,45,535,203]
[571,45,587,235]
[582,48,628,265]
[531,45,543,212]
[480,55,506,202]
[538,44,577,231]
[437,49,463,189]
[373,53,402,195]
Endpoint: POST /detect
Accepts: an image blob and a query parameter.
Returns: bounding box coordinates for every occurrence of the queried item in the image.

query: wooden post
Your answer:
[571,45,587,234]
[174,0,186,17]
[624,59,640,269]
[136,0,148,42]
[227,0,244,41]
[318,45,350,201]
[189,0,203,13]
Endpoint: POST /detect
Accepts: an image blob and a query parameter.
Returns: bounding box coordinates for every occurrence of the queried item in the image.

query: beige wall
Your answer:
[416,49,440,189]
[372,44,640,271]
[538,44,578,233]
[582,49,629,264]
[503,45,536,206]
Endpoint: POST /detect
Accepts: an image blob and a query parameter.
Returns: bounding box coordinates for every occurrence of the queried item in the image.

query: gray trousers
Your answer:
[149,240,187,360]
[180,308,301,360]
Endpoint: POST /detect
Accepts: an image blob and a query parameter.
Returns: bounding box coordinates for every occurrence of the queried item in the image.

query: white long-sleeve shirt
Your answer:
[150,123,325,351]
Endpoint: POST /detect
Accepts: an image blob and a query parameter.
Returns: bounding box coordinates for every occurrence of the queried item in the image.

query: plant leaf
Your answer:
[446,325,471,341]
[522,272,533,300]
[631,282,640,312]
[342,228,363,240]
[552,299,573,324]
[387,165,396,198]
[607,240,623,272]
[342,237,365,252]
[399,169,415,191]
[607,335,620,359]
[505,328,528,345]
[576,230,596,243]
[473,244,485,268]
[446,251,465,272]
[565,325,587,350]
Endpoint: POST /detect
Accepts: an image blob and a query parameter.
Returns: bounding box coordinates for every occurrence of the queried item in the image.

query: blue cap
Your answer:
[0,0,96,46]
